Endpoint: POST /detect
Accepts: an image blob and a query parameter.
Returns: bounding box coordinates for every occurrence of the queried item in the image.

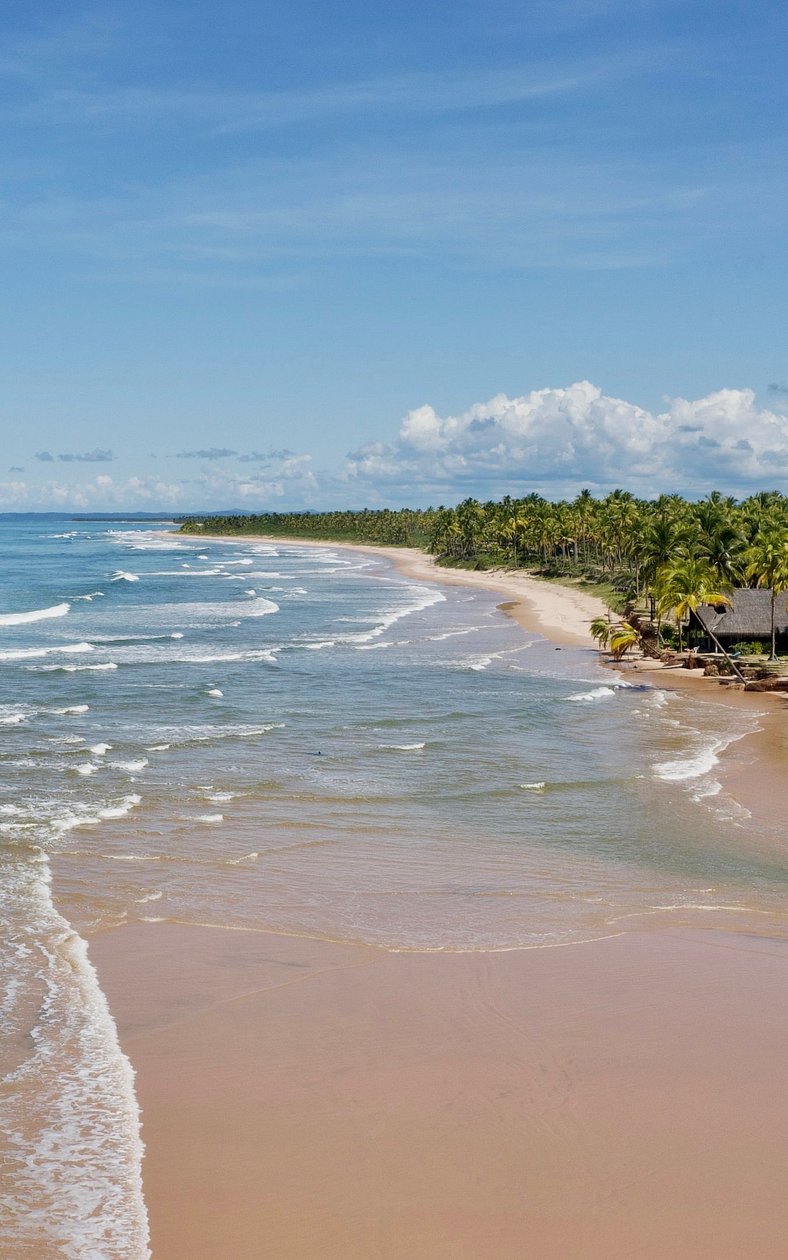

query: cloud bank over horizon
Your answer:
[345,382,788,502]
[2,382,788,512]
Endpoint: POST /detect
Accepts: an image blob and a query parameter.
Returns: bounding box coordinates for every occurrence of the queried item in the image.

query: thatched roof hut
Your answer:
[694,589,788,646]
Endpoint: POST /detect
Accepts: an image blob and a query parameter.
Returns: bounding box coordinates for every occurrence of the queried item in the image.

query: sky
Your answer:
[1,0,788,511]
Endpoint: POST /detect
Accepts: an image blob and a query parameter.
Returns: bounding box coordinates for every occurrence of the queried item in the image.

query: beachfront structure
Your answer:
[693,588,788,651]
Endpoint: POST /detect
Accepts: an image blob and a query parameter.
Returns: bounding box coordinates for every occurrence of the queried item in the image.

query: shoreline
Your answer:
[183,532,610,645]
[187,531,788,824]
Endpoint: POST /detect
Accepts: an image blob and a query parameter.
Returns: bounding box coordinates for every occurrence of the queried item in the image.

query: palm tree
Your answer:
[608,621,640,660]
[589,616,612,649]
[744,530,788,660]
[655,558,731,652]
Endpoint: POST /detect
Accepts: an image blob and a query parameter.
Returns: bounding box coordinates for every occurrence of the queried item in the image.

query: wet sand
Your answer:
[91,922,788,1260]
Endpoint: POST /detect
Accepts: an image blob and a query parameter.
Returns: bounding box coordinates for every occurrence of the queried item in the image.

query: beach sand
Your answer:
[91,922,788,1260]
[85,534,788,1258]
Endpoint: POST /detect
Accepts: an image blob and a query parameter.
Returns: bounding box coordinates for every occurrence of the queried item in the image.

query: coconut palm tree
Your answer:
[654,558,731,652]
[589,616,612,649]
[608,621,640,660]
[744,530,788,660]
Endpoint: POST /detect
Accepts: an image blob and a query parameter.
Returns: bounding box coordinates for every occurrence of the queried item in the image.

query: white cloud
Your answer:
[5,386,788,512]
[344,382,788,499]
[0,474,184,511]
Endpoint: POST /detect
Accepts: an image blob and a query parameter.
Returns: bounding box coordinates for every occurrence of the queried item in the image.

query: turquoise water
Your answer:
[1,518,785,1257]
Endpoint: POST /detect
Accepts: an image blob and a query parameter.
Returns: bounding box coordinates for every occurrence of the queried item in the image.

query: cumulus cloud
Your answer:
[344,382,788,499]
[36,448,115,462]
[176,447,237,460]
[0,474,184,511]
[8,465,24,472]
[186,452,318,504]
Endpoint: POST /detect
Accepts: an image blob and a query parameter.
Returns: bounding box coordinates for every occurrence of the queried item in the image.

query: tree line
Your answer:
[179,489,788,656]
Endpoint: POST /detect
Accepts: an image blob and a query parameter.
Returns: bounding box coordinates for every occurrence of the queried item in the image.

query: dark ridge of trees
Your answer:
[180,508,436,547]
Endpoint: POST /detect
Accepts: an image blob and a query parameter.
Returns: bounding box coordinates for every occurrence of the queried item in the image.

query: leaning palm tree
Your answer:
[744,530,788,660]
[589,615,613,649]
[654,557,731,652]
[608,621,640,660]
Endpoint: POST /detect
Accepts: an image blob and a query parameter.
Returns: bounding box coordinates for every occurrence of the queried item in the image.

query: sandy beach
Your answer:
[84,535,788,1259]
[92,923,788,1260]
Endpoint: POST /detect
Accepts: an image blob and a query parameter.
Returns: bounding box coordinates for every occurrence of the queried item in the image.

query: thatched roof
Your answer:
[695,588,788,639]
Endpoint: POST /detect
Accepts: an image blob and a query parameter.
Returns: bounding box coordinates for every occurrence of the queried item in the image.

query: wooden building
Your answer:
[693,588,788,651]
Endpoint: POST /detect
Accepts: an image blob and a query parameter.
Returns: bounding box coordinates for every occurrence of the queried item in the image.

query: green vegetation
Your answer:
[729,641,768,656]
[180,508,432,547]
[180,489,788,648]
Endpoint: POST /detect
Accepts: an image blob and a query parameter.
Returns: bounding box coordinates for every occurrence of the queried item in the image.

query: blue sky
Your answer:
[2,1,788,509]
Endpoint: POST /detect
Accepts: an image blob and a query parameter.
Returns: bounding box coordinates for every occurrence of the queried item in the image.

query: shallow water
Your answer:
[1,518,786,1256]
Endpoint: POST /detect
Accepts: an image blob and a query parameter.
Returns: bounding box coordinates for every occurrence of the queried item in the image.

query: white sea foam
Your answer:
[519,781,547,791]
[227,851,258,864]
[1,857,150,1258]
[111,759,149,774]
[146,568,224,577]
[98,794,142,821]
[191,813,224,823]
[89,743,112,756]
[0,601,70,626]
[652,738,727,783]
[567,686,617,702]
[245,597,279,617]
[145,743,170,752]
[652,722,754,789]
[74,762,100,776]
[111,571,140,583]
[108,854,161,862]
[33,662,118,672]
[206,688,223,697]
[447,643,534,672]
[50,704,90,715]
[71,591,105,601]
[426,627,480,641]
[0,705,28,725]
[379,742,426,751]
[156,722,283,745]
[89,632,183,644]
[0,641,94,662]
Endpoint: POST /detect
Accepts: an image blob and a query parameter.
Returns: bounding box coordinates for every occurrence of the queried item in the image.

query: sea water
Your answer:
[1,517,786,1256]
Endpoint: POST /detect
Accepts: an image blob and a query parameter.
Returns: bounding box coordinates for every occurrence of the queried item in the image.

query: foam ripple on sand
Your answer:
[0,860,150,1259]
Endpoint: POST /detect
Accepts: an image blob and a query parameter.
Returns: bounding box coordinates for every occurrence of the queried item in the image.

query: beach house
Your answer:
[693,588,788,652]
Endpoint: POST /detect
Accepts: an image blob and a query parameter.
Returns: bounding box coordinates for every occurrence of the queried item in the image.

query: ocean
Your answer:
[1,518,786,1257]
